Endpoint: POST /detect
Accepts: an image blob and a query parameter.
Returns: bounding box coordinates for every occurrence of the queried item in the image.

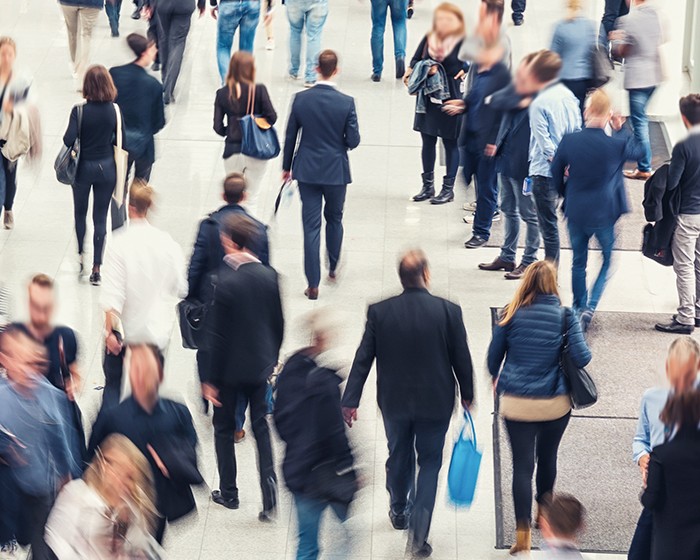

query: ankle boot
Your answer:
[413,172,435,202]
[509,523,531,556]
[430,176,455,205]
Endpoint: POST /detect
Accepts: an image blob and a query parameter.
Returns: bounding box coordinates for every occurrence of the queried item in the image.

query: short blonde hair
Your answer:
[0,37,17,52]
[128,180,155,215]
[585,89,612,119]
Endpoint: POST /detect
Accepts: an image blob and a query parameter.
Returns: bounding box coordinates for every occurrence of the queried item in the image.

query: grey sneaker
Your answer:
[3,210,13,230]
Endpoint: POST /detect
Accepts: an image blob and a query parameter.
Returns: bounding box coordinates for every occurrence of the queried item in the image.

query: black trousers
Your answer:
[72,157,116,266]
[382,416,450,547]
[601,0,628,37]
[511,0,526,22]
[504,412,571,523]
[628,507,652,560]
[148,9,161,64]
[2,152,17,211]
[110,154,153,231]
[101,346,164,413]
[15,492,54,560]
[213,383,277,511]
[562,78,592,116]
[157,3,193,100]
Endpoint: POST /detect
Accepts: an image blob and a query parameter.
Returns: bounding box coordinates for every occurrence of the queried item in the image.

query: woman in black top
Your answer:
[213,51,276,216]
[62,65,124,286]
[404,4,466,203]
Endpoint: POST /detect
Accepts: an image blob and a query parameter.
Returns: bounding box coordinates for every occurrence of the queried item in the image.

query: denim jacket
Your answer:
[408,59,451,114]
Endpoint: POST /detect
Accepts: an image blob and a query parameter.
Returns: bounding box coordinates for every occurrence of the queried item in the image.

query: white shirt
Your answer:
[100,219,187,350]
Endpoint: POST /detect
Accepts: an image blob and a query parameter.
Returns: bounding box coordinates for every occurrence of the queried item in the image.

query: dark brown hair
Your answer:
[82,65,117,102]
[660,389,700,429]
[222,213,258,250]
[528,50,562,84]
[223,173,247,204]
[226,51,255,102]
[482,0,504,23]
[126,33,152,59]
[679,94,700,126]
[317,50,338,79]
[541,493,586,538]
[398,249,429,289]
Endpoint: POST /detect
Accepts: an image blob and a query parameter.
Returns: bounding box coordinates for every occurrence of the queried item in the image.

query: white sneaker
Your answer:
[463,210,500,224]
[463,201,477,211]
[266,38,275,50]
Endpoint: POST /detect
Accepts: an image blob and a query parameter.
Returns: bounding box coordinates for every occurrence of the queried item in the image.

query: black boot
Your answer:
[430,176,455,204]
[413,172,435,202]
[395,57,405,79]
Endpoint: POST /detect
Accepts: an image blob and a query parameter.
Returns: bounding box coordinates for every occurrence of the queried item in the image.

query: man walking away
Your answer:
[110,33,166,230]
[655,95,700,334]
[211,0,261,82]
[282,50,360,300]
[341,250,474,558]
[285,0,328,87]
[518,49,581,264]
[59,0,103,89]
[369,0,407,82]
[204,214,284,521]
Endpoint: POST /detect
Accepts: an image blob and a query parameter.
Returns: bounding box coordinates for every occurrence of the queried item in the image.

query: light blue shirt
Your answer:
[528,82,581,178]
[550,17,597,81]
[632,386,670,463]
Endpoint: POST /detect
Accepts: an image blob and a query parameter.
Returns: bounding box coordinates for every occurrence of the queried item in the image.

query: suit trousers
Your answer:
[672,214,700,326]
[213,383,277,511]
[61,6,101,82]
[382,416,450,547]
[298,183,347,288]
[157,4,193,101]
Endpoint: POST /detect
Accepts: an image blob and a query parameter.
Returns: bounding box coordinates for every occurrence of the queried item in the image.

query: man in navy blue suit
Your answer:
[282,50,361,300]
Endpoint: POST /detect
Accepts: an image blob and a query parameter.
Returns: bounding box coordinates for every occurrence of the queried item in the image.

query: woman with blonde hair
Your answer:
[550,0,597,113]
[213,51,277,216]
[45,434,162,559]
[487,261,592,554]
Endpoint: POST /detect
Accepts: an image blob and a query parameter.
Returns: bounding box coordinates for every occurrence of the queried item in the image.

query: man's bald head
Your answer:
[398,250,430,289]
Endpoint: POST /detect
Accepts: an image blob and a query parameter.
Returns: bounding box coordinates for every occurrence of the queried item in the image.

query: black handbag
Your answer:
[177,298,207,350]
[642,223,674,267]
[559,308,598,409]
[305,460,357,507]
[55,104,83,185]
[590,45,614,89]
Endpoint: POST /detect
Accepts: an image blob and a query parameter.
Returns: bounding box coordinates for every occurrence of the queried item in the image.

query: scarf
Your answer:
[427,33,461,62]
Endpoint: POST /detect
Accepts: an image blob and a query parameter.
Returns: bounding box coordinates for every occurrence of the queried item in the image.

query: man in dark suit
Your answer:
[203,214,284,520]
[341,250,475,557]
[109,33,166,229]
[282,49,361,300]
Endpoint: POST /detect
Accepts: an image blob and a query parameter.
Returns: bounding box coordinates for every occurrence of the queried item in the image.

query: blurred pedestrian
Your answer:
[487,261,591,555]
[550,0,597,114]
[342,250,474,557]
[88,345,199,544]
[46,434,162,559]
[211,0,261,82]
[404,3,466,204]
[552,89,642,331]
[214,51,277,217]
[109,33,166,230]
[275,311,356,560]
[285,0,328,87]
[204,214,283,520]
[599,0,628,50]
[539,494,586,559]
[105,0,125,37]
[511,0,525,26]
[282,50,360,300]
[61,65,124,285]
[99,182,186,411]
[369,0,407,82]
[58,0,103,89]
[610,0,664,181]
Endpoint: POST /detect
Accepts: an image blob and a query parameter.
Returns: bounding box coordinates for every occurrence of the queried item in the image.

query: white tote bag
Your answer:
[112,104,129,207]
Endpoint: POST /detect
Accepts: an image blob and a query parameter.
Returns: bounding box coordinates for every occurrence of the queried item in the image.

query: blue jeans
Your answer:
[105,0,122,34]
[511,0,526,22]
[568,221,615,313]
[628,87,656,172]
[216,1,260,82]
[293,493,348,560]
[461,136,498,240]
[370,0,407,75]
[531,175,560,263]
[499,175,540,265]
[286,0,328,83]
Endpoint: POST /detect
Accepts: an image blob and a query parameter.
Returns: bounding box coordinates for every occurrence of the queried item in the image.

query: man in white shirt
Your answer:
[99,181,186,411]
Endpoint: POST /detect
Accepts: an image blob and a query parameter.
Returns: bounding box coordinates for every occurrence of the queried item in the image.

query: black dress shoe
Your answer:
[389,510,409,530]
[212,490,240,510]
[464,236,487,249]
[131,7,141,19]
[395,57,405,79]
[152,62,161,72]
[412,541,433,558]
[673,314,700,328]
[478,257,515,272]
[258,508,276,522]
[371,73,381,82]
[655,319,694,334]
[89,272,101,286]
[407,2,414,18]
[305,287,319,300]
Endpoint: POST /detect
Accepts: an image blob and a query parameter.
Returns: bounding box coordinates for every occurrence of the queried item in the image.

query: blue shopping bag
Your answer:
[447,410,482,507]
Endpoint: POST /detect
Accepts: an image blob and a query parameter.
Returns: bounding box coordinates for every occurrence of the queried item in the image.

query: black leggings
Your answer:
[2,153,17,211]
[420,133,459,179]
[72,158,116,267]
[505,412,571,523]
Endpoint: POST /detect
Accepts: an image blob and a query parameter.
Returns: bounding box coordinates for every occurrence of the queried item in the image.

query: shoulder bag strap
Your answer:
[75,103,84,140]
[422,34,429,59]
[113,103,123,150]
[246,83,256,116]
[560,307,569,350]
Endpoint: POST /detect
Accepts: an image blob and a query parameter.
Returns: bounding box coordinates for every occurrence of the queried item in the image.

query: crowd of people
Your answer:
[2,0,700,559]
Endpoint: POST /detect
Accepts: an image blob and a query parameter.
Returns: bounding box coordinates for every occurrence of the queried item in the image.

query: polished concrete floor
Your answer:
[0,0,681,558]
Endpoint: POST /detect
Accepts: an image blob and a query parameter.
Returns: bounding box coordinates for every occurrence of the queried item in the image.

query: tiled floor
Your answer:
[1,0,679,558]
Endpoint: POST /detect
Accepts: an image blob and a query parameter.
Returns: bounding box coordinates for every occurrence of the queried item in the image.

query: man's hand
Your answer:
[211,6,218,19]
[64,374,82,402]
[403,68,413,87]
[454,70,466,80]
[342,407,358,428]
[282,170,292,182]
[105,333,123,356]
[147,444,170,479]
[611,113,626,131]
[442,99,465,116]
[518,96,532,109]
[484,144,497,157]
[202,383,222,407]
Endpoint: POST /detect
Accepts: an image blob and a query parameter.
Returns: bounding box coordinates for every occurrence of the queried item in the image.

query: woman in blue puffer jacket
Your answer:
[487,260,592,555]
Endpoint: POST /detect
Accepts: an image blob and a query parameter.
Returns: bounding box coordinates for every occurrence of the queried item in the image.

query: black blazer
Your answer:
[283,84,360,186]
[207,261,284,387]
[110,63,166,162]
[341,288,475,421]
[490,84,530,182]
[641,427,700,560]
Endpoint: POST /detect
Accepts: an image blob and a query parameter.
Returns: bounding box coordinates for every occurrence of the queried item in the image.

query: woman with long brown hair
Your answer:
[487,260,591,554]
[213,51,277,216]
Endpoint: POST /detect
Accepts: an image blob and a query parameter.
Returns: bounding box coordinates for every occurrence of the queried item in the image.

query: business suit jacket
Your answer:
[109,63,166,162]
[207,260,284,387]
[641,427,700,560]
[283,84,360,186]
[489,83,530,183]
[342,288,475,421]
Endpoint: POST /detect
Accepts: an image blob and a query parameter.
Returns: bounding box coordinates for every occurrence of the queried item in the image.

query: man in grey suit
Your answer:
[282,50,360,300]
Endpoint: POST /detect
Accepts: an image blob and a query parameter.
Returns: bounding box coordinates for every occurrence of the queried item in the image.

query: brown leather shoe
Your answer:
[623,169,652,181]
[478,257,515,272]
[504,263,529,280]
[304,287,319,300]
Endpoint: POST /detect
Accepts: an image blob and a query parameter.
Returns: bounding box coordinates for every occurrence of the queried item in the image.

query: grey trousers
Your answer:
[156,4,193,100]
[61,5,101,82]
[672,214,700,325]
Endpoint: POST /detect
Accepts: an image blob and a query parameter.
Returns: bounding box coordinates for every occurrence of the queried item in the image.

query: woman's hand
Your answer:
[402,68,413,87]
[442,100,465,116]
[454,70,466,80]
[428,65,439,76]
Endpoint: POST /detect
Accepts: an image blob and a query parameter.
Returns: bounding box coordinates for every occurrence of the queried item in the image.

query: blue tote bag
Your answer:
[447,410,482,507]
[239,84,280,161]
